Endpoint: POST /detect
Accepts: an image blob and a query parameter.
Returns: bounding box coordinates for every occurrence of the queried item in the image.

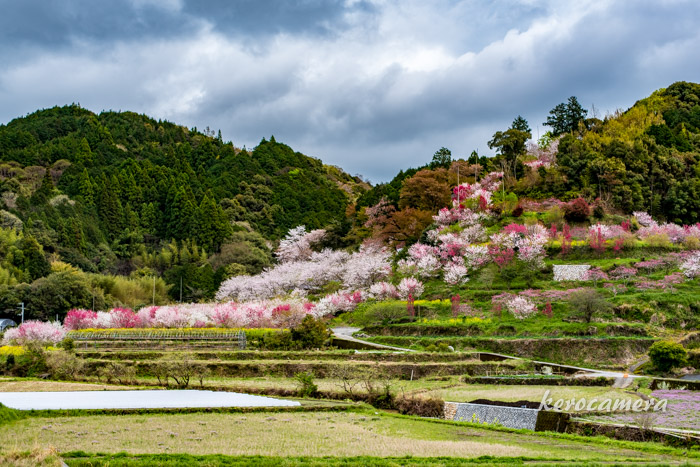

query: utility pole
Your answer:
[18,302,24,324]
[153,276,156,305]
[179,276,183,303]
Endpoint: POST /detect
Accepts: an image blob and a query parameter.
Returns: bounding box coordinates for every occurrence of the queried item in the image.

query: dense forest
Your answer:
[1,81,699,320]
[354,81,700,247]
[0,106,367,316]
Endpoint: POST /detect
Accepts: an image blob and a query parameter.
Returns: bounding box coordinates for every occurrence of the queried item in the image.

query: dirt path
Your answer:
[333,327,643,381]
[331,327,416,352]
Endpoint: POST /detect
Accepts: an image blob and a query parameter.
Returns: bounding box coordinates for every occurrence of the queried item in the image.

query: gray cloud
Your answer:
[1,0,699,181]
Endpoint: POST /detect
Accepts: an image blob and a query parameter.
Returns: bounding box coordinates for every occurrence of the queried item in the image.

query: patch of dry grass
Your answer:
[0,411,682,462]
[0,447,63,466]
[0,380,134,392]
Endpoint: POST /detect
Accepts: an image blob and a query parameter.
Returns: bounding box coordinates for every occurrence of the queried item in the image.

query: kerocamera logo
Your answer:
[539,390,668,413]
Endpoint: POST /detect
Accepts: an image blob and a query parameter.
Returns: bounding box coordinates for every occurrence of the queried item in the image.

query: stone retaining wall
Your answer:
[553,264,590,281]
[445,401,569,432]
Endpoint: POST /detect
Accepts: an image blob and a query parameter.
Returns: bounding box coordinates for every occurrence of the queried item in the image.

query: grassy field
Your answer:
[19,374,641,409]
[417,384,643,406]
[0,410,694,463]
[0,378,139,392]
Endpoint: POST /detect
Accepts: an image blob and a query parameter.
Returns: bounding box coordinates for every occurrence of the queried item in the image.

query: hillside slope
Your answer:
[0,105,367,309]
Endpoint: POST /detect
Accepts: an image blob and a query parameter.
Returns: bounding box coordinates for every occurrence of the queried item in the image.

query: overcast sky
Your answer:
[1,0,698,182]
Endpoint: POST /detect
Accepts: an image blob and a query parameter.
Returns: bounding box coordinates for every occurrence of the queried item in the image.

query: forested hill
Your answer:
[0,105,367,310]
[354,81,700,249]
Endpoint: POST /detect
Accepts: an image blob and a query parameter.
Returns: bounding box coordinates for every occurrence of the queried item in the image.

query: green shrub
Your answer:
[60,337,75,352]
[290,316,330,349]
[366,302,407,325]
[568,289,612,323]
[10,343,48,377]
[648,341,687,372]
[45,349,85,381]
[97,361,136,384]
[150,355,209,388]
[294,371,318,398]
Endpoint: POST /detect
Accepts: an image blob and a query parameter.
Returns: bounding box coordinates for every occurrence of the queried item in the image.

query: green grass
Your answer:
[0,403,26,426]
[362,336,654,368]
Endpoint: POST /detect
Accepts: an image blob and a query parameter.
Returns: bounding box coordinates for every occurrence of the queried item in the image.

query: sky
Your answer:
[0,0,699,182]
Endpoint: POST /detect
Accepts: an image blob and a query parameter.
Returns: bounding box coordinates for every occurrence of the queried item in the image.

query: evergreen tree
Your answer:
[77,168,95,207]
[166,187,195,240]
[429,147,452,169]
[16,235,51,280]
[97,175,124,236]
[511,115,531,133]
[544,96,587,136]
[75,137,93,165]
[195,194,218,251]
[140,202,159,235]
[31,169,55,204]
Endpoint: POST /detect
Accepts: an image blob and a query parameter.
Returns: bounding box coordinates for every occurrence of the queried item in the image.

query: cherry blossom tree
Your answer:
[276,226,326,263]
[584,267,609,287]
[680,252,700,278]
[444,262,469,285]
[492,293,537,319]
[368,281,399,300]
[609,266,637,286]
[397,277,424,300]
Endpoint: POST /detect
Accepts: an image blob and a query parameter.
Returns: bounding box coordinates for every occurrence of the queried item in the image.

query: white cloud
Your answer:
[0,0,699,180]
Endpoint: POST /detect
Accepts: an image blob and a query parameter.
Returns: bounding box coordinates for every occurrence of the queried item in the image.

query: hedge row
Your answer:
[364,336,656,368]
[83,359,522,379]
[77,350,485,363]
[461,376,616,387]
[362,324,649,338]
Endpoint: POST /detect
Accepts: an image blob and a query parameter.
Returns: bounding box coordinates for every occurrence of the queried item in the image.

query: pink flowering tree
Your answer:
[680,252,700,278]
[64,309,98,330]
[561,223,572,255]
[397,277,424,300]
[584,267,609,287]
[633,211,656,227]
[2,320,66,346]
[659,273,684,293]
[368,281,399,301]
[609,266,637,286]
[542,302,553,318]
[275,225,326,263]
[492,293,537,319]
[444,262,469,286]
[588,226,606,253]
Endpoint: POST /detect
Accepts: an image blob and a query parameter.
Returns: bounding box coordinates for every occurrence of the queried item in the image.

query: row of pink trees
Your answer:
[64,301,318,330]
[2,320,65,345]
